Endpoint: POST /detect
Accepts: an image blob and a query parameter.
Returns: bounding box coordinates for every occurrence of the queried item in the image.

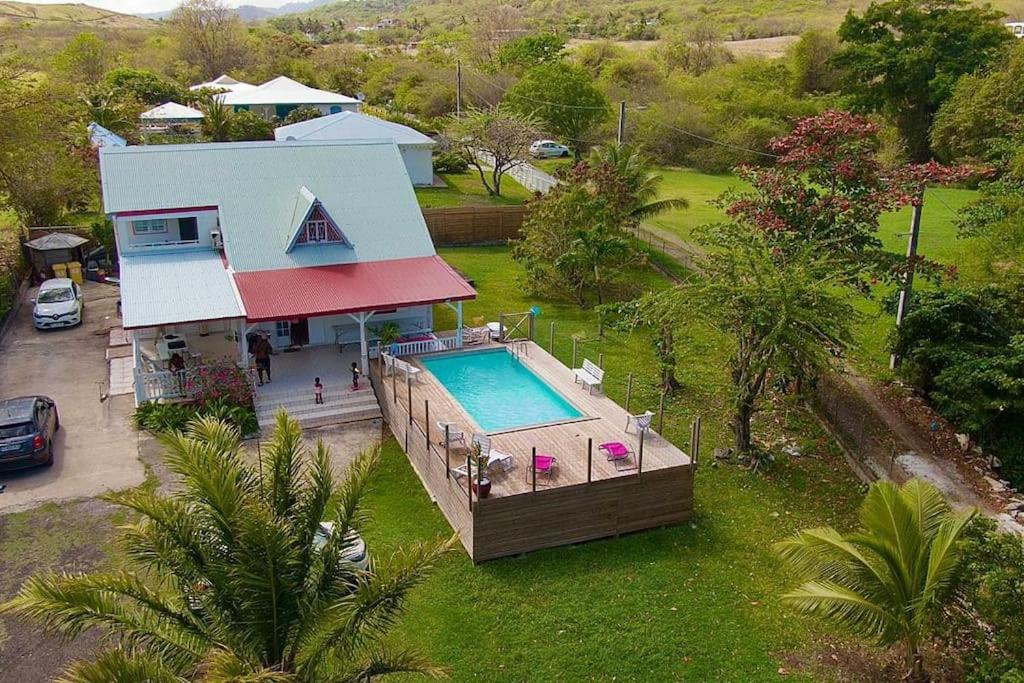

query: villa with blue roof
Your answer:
[99,139,475,422]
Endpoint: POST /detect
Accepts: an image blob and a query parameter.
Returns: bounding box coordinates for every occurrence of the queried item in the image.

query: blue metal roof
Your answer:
[99,140,437,273]
[119,251,244,329]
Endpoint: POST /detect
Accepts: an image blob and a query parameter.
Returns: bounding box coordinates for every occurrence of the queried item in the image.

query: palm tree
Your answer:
[1,414,453,682]
[197,91,232,142]
[775,479,975,683]
[587,144,688,222]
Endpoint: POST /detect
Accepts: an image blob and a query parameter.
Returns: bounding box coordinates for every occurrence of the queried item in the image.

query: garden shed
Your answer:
[24,232,90,279]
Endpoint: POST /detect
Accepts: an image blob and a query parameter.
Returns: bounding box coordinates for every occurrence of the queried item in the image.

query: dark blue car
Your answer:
[0,396,59,471]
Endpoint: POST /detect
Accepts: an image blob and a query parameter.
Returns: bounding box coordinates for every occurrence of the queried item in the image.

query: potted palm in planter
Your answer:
[374,321,401,356]
[469,441,491,499]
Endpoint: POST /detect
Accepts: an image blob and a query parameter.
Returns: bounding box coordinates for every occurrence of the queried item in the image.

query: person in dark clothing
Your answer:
[254,335,273,386]
[350,362,361,391]
[314,377,323,404]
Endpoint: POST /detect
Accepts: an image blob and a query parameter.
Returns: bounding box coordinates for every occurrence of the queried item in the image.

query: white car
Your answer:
[314,521,369,571]
[530,140,571,158]
[32,278,83,330]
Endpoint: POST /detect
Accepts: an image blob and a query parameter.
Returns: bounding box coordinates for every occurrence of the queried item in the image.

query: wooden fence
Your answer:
[421,206,529,246]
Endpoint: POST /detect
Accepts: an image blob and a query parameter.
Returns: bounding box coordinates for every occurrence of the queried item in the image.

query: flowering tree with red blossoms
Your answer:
[654,111,975,460]
[722,110,975,289]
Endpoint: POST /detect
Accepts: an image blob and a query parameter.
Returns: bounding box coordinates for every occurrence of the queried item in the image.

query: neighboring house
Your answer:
[87,122,126,148]
[220,76,361,120]
[275,111,436,186]
[98,140,475,407]
[189,74,256,93]
[140,102,204,127]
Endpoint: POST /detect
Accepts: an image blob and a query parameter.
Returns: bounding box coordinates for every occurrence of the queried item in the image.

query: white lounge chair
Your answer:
[572,358,604,394]
[384,354,421,383]
[626,410,654,434]
[436,421,467,447]
[472,434,515,473]
[462,327,489,346]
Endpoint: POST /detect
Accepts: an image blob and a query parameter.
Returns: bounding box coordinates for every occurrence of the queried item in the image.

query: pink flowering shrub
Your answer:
[183,360,254,409]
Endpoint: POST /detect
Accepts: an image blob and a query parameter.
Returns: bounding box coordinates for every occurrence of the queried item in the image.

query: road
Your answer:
[0,281,145,512]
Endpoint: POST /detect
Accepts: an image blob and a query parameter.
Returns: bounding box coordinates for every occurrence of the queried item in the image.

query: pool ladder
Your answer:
[506,338,530,360]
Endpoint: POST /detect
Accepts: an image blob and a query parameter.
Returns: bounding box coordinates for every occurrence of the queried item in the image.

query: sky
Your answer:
[24,0,284,13]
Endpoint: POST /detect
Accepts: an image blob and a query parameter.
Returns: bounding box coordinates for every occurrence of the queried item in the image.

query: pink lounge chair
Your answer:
[600,441,637,471]
[527,453,557,484]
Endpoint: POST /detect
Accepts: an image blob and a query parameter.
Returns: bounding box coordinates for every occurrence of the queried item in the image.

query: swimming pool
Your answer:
[420,349,582,432]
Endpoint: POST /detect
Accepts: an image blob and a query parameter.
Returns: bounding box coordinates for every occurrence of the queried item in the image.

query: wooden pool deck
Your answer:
[370,340,694,562]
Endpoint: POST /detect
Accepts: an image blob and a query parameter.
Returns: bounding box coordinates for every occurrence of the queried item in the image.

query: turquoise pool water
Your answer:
[421,349,582,431]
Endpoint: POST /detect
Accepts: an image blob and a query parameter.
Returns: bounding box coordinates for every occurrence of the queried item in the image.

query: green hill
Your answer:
[0,1,154,29]
[295,0,1024,40]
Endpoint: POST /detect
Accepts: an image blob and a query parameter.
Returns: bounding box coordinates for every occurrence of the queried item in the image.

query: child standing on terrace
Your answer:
[314,377,323,405]
[350,362,361,391]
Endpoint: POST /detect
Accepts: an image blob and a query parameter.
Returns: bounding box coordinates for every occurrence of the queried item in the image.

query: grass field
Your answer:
[644,167,978,378]
[415,172,533,208]
[0,246,872,681]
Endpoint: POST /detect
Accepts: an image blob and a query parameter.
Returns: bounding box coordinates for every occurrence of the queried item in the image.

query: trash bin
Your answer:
[67,261,84,285]
[52,262,68,279]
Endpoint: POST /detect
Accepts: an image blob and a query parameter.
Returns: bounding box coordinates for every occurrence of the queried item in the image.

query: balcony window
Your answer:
[133,218,167,234]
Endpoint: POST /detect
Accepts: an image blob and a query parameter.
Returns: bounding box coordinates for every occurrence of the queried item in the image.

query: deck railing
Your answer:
[135,369,189,402]
[383,334,460,358]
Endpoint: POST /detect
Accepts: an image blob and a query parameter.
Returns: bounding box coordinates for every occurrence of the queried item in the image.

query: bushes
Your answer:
[951,517,1024,681]
[433,150,470,174]
[133,398,258,436]
[183,359,254,408]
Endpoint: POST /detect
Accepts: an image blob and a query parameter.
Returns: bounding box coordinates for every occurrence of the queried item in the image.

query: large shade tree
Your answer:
[449,107,539,197]
[776,479,976,683]
[1,414,452,682]
[832,0,1011,161]
[503,62,609,160]
[649,111,969,457]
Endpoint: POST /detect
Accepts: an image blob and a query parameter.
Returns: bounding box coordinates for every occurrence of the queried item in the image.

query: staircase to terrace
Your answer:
[253,346,381,430]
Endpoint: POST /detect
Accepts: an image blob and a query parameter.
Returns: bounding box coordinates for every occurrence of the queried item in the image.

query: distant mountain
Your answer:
[0,1,153,28]
[138,0,338,21]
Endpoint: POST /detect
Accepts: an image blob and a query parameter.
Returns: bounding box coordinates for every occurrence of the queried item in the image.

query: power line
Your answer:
[463,67,780,160]
[464,69,610,111]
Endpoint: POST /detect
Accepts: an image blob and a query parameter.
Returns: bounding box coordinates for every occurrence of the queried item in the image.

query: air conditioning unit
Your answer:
[211,229,223,249]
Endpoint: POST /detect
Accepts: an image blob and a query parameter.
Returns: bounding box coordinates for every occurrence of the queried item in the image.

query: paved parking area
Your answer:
[0,281,145,513]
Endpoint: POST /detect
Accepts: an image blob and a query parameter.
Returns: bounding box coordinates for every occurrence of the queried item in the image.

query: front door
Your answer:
[291,319,309,347]
[179,216,199,242]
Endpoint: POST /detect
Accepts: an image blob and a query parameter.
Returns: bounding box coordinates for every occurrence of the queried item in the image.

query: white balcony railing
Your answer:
[380,334,460,358]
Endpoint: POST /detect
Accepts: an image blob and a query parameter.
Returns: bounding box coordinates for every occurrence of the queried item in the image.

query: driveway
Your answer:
[0,281,145,512]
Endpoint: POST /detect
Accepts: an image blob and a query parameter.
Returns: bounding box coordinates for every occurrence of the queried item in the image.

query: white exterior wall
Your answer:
[115,209,219,255]
[399,144,434,186]
[256,305,433,351]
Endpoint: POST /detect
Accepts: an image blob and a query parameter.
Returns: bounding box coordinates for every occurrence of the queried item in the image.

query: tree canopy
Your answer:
[833,0,1012,161]
[503,62,609,159]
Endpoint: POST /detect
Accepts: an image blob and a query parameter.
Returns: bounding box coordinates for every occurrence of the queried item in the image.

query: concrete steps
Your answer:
[255,385,381,430]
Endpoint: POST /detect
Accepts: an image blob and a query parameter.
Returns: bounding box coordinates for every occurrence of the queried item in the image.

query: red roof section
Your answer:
[233,255,476,322]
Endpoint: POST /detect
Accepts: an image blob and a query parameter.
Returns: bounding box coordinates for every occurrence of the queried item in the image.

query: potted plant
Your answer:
[374,321,401,355]
[469,441,491,499]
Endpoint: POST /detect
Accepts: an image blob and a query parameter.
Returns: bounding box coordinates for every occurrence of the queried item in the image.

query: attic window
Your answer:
[295,206,344,245]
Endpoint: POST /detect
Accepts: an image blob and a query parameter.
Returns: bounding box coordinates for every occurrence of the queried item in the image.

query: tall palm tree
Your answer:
[197,91,232,142]
[2,414,453,682]
[775,479,975,683]
[587,144,688,222]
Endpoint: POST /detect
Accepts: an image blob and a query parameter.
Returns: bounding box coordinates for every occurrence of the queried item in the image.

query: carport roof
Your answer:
[119,251,244,329]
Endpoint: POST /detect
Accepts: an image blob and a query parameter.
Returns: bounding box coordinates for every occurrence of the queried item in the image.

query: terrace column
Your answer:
[349,311,375,375]
[456,300,463,348]
[131,330,144,406]
[236,319,248,367]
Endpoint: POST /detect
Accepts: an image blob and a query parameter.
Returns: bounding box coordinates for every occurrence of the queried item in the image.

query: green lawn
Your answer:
[415,172,533,208]
[645,167,979,378]
[401,246,868,680]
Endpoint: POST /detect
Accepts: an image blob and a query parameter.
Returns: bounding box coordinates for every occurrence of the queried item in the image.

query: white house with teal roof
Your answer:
[99,139,474,425]
[220,76,361,120]
[275,111,436,185]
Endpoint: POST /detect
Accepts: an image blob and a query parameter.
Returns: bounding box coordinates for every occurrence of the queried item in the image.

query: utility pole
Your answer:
[456,60,462,118]
[890,200,923,370]
[617,100,626,146]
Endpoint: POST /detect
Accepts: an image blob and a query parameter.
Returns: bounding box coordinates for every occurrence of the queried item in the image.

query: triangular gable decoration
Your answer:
[285,186,352,252]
